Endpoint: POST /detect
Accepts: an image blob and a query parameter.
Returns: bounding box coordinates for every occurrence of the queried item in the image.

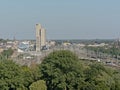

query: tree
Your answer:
[0,60,24,90]
[29,80,47,90]
[113,71,120,90]
[84,63,115,90]
[22,65,41,88]
[40,50,84,90]
[1,48,14,59]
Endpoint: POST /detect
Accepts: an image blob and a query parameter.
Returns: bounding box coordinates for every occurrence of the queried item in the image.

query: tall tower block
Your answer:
[35,24,41,52]
[35,23,46,52]
[41,28,46,47]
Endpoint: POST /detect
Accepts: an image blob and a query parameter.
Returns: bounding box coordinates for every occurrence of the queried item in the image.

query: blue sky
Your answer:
[0,0,120,40]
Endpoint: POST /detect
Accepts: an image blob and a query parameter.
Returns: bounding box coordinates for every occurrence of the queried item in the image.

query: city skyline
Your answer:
[0,0,120,40]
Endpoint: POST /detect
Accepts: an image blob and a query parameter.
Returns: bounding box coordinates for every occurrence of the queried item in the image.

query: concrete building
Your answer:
[36,24,41,52]
[35,24,46,52]
[41,28,46,47]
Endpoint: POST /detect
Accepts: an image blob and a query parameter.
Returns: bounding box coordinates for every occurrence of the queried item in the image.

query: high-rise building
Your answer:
[36,24,41,52]
[41,28,46,47]
[35,24,46,52]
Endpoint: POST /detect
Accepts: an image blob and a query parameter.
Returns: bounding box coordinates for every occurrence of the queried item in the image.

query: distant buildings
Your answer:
[87,43,107,47]
[18,41,30,52]
[35,24,46,52]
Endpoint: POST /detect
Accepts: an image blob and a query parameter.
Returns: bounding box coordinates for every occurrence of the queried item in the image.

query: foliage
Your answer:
[22,65,41,87]
[0,60,24,90]
[84,63,115,90]
[40,50,84,90]
[0,50,120,90]
[0,48,14,59]
[0,60,42,90]
[29,80,47,90]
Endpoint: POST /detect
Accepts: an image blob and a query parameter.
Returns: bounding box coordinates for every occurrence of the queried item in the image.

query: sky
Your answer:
[0,0,120,40]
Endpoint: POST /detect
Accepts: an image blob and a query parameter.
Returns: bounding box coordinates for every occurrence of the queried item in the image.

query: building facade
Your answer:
[41,28,46,47]
[35,24,46,52]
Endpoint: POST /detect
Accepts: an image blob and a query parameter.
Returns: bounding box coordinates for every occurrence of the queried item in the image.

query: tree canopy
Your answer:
[40,50,86,90]
[29,80,47,90]
[0,60,24,90]
[0,50,120,90]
